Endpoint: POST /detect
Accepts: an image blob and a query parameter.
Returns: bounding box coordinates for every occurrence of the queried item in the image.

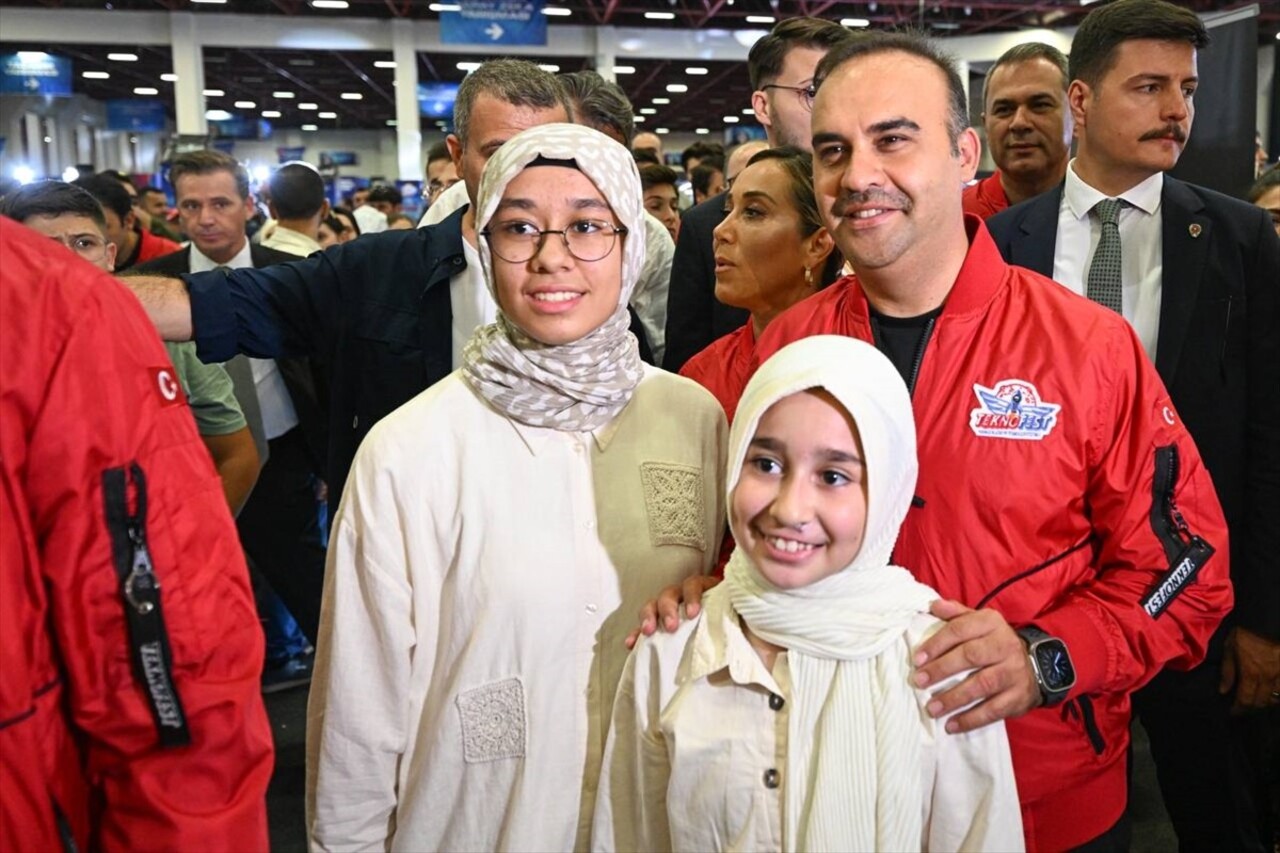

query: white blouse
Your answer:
[306,366,726,852]
[594,589,1025,853]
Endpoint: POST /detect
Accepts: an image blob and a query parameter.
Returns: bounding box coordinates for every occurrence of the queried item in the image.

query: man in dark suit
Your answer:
[662,16,855,372]
[135,151,328,681]
[987,2,1280,847]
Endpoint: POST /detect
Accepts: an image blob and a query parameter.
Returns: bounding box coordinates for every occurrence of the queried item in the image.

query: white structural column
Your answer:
[392,18,421,181]
[169,12,207,136]
[594,26,617,84]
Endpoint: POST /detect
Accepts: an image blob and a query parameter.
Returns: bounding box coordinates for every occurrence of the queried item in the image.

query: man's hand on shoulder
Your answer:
[913,599,1041,733]
[624,574,722,649]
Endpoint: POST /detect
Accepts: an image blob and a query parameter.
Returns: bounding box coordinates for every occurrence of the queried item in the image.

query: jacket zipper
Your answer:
[1142,445,1216,618]
[906,316,936,396]
[102,463,191,748]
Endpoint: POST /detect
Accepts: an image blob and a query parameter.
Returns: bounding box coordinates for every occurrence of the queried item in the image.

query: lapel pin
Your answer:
[1189,223,1202,238]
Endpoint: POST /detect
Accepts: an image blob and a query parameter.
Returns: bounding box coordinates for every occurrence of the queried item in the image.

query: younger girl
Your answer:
[595,335,1023,852]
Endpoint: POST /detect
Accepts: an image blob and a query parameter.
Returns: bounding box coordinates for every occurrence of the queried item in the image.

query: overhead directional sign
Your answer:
[441,0,547,47]
[0,52,72,96]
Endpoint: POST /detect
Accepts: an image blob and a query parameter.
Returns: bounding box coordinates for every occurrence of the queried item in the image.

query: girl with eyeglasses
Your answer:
[306,124,726,852]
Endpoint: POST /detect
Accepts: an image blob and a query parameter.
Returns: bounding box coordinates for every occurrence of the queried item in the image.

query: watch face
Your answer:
[1034,640,1075,691]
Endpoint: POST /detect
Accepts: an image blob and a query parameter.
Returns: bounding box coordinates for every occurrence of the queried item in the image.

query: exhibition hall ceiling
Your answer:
[1,0,1273,132]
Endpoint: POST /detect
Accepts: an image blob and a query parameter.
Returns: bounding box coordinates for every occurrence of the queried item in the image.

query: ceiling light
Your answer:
[666,84,688,93]
[386,119,398,126]
[655,127,670,134]
[205,109,233,121]
[645,11,675,20]
[429,2,461,10]
[456,61,481,72]
[261,110,281,118]
[685,67,708,75]
[190,0,227,4]
[374,60,397,68]
[841,17,871,27]
[695,128,709,135]
[652,97,670,104]
[202,88,224,97]
[62,166,80,181]
[273,91,295,98]
[235,100,256,108]
[309,0,349,8]
[723,115,739,123]
[299,102,318,110]
[319,111,337,118]
[82,71,110,79]
[288,58,315,67]
[612,65,635,75]
[133,87,158,95]
[108,53,138,62]
[742,107,755,114]
[301,123,319,130]
[541,5,571,14]
[12,165,36,185]
[746,15,775,23]
[340,92,363,100]
[932,21,961,29]
[633,115,645,122]
[537,64,560,73]
[639,108,656,115]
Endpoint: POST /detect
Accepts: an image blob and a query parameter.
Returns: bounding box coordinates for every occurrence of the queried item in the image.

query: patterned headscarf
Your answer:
[723,335,939,852]
[461,123,646,431]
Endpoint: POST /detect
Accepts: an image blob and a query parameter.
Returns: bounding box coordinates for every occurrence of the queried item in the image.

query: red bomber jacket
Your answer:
[0,219,273,852]
[756,217,1232,852]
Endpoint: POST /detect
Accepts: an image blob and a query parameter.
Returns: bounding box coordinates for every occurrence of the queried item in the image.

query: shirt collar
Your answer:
[1064,158,1164,219]
[679,587,784,694]
[189,239,253,272]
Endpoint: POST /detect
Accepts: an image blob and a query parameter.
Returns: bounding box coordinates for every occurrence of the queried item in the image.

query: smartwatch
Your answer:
[1017,625,1076,707]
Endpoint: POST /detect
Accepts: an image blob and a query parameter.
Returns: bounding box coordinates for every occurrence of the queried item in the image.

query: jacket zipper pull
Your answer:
[124,519,158,615]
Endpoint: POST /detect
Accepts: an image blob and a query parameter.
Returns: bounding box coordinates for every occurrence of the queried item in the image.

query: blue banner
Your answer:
[106,99,168,132]
[211,117,271,140]
[277,146,307,163]
[0,52,72,96]
[418,82,459,120]
[320,150,358,167]
[441,0,546,46]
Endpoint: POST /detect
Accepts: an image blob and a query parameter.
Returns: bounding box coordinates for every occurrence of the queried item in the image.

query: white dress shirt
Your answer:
[260,223,323,258]
[594,589,1025,853]
[1053,161,1165,361]
[190,241,298,440]
[307,367,727,853]
[451,238,498,369]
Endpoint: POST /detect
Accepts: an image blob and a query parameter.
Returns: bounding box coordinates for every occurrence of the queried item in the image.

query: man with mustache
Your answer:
[963,42,1072,219]
[988,1,1280,848]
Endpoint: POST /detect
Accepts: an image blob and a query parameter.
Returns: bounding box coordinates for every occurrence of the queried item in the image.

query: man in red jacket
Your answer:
[0,218,273,851]
[642,32,1232,852]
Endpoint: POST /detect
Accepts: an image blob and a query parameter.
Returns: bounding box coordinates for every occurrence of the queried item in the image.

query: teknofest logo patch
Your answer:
[969,379,1061,440]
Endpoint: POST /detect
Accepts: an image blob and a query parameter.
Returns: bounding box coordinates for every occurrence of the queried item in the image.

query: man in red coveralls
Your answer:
[0,218,273,851]
[641,32,1232,852]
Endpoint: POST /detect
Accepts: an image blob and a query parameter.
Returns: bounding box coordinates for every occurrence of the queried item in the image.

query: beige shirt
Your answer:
[594,589,1025,853]
[260,223,323,258]
[307,366,727,852]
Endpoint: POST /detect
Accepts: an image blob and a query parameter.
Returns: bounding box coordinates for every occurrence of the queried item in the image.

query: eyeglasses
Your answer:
[761,82,817,111]
[481,218,628,264]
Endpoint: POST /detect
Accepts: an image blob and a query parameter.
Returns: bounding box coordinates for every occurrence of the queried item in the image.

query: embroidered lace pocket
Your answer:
[457,677,527,763]
[639,462,705,550]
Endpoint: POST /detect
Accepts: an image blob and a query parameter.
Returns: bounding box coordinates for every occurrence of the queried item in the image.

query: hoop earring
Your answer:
[804,266,813,286]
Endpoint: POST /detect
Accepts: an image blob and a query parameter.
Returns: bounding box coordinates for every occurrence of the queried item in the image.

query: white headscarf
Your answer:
[461,123,646,431]
[723,335,939,853]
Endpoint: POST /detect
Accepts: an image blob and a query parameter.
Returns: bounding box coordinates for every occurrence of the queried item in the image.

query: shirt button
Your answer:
[585,520,595,530]
[768,693,785,711]
[585,603,598,613]
[352,415,359,429]
[763,769,779,789]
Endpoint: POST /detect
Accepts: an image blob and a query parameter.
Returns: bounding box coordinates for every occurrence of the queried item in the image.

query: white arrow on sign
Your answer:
[486,22,504,40]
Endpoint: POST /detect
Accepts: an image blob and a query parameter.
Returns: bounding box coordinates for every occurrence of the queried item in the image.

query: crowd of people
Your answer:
[3,1,1278,850]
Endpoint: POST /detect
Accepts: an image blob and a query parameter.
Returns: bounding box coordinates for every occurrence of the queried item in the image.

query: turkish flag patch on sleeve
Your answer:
[150,366,187,407]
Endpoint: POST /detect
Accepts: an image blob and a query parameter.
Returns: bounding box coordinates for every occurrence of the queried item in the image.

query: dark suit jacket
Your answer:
[662,193,749,372]
[988,178,1280,639]
[134,243,331,478]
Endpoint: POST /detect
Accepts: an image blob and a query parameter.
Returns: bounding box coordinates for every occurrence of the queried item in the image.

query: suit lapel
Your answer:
[1156,178,1211,380]
[1014,185,1063,276]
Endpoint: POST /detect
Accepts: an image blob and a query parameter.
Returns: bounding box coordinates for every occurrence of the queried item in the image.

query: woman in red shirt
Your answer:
[679,147,841,421]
